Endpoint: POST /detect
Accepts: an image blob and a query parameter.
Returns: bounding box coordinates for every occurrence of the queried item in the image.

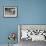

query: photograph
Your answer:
[18,25,46,41]
[4,6,17,17]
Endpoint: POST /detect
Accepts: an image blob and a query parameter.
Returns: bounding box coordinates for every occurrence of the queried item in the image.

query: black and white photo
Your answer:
[4,6,17,17]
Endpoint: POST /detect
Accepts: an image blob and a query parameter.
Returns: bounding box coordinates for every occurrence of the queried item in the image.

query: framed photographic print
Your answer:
[18,24,46,42]
[4,6,17,17]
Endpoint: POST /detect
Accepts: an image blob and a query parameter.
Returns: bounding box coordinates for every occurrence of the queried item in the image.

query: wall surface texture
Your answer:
[0,0,46,44]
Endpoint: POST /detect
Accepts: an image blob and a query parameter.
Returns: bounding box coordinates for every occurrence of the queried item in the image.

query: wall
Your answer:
[0,0,46,44]
[18,0,46,24]
[0,0,18,44]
